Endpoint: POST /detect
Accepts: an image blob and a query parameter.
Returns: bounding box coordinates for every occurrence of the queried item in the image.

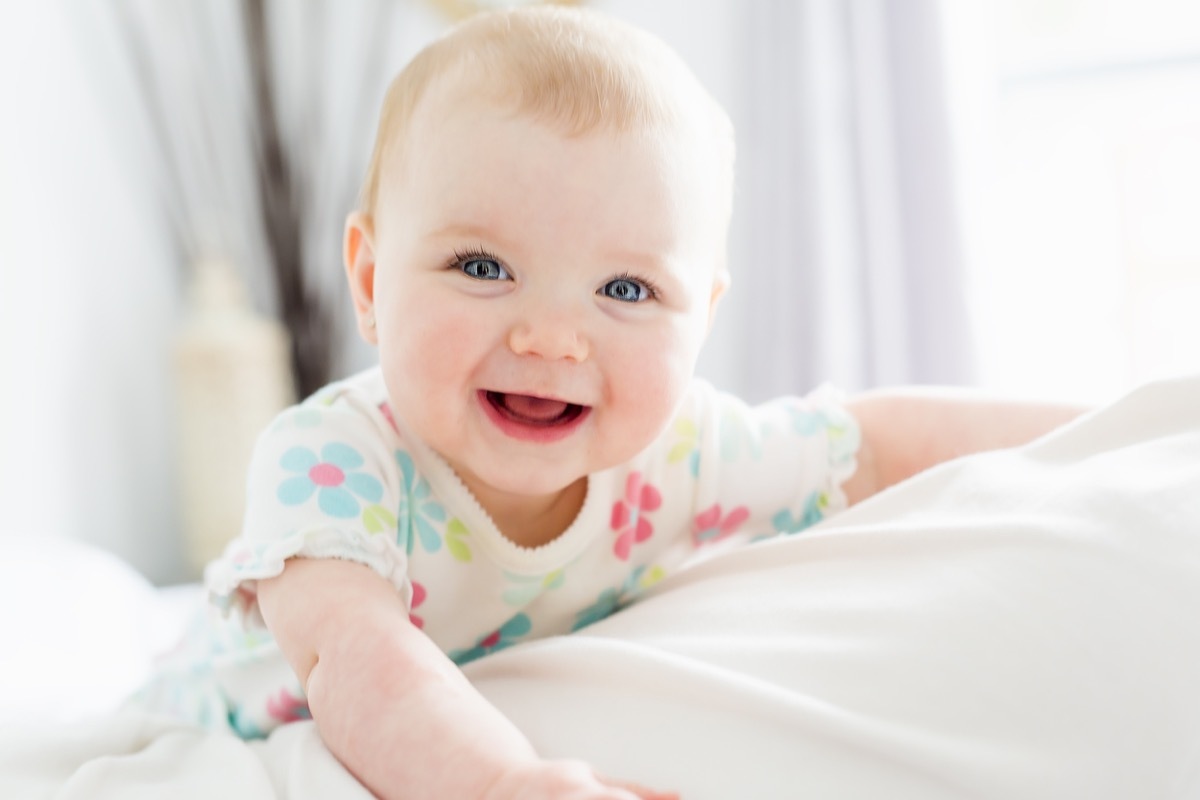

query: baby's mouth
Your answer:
[484,391,587,427]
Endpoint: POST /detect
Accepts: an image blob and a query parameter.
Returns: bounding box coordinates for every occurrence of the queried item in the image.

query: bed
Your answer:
[2,375,1198,799]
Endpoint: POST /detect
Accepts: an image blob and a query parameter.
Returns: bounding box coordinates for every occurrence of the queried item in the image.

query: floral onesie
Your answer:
[142,367,859,737]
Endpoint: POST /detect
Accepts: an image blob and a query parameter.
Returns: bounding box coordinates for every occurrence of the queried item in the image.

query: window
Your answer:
[945,0,1200,402]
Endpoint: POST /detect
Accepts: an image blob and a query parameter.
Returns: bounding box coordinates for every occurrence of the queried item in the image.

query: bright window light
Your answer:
[945,0,1200,403]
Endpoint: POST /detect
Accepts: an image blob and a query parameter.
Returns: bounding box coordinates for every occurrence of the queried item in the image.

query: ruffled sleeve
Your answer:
[204,388,409,627]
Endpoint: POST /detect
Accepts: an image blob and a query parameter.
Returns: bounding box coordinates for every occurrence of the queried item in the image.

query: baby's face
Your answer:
[360,91,728,503]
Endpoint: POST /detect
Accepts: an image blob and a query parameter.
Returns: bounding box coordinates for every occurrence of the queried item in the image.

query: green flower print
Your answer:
[668,417,702,477]
[445,518,472,562]
[501,570,565,607]
[396,451,445,554]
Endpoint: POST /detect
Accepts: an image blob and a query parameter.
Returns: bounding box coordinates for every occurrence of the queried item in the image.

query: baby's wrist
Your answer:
[479,758,597,800]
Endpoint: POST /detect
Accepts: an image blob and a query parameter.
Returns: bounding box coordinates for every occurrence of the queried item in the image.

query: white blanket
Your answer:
[3,376,1198,799]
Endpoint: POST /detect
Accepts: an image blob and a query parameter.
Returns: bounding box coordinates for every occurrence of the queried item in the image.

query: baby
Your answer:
[179,7,1081,799]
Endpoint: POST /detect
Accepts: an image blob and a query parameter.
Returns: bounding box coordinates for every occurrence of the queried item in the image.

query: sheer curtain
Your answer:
[715,0,975,400]
[0,1,443,584]
[78,0,430,396]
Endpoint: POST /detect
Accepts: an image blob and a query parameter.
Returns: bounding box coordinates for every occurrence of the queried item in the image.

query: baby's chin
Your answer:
[441,451,586,501]
[473,465,590,502]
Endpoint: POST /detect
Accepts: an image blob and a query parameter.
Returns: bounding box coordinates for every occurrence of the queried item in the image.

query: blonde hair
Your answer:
[357,6,735,222]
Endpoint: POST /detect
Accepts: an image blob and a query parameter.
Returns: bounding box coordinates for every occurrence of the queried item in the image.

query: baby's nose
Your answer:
[507,310,589,362]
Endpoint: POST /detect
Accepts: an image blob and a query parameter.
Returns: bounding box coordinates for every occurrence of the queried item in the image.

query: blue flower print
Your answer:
[771,490,826,536]
[396,451,445,554]
[571,565,665,631]
[787,405,827,436]
[572,588,621,632]
[449,613,533,665]
[277,443,383,519]
[788,401,861,467]
[718,406,766,462]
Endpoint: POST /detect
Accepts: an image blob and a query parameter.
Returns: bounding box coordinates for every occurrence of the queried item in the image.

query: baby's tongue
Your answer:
[502,393,569,423]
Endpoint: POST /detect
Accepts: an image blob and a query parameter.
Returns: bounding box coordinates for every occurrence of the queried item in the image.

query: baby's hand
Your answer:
[482,759,679,800]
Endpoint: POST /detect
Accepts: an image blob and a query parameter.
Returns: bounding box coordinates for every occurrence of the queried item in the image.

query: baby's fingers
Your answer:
[601,776,679,800]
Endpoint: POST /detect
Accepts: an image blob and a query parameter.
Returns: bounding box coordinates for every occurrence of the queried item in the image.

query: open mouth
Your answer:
[479,390,590,441]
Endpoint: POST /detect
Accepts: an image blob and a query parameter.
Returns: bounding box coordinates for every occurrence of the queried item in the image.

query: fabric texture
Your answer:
[3,375,1198,799]
[151,367,859,736]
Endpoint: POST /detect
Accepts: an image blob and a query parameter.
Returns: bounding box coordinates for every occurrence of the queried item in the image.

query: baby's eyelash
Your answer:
[447,246,501,269]
[612,272,662,301]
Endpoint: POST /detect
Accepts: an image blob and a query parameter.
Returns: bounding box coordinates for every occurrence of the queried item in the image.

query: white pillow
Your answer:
[0,537,194,723]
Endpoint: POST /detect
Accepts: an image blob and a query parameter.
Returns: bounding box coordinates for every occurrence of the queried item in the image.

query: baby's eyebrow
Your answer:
[602,246,667,275]
[425,221,512,248]
[602,248,693,294]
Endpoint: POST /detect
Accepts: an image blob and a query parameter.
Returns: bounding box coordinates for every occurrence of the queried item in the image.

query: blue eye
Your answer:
[600,277,653,303]
[459,256,509,281]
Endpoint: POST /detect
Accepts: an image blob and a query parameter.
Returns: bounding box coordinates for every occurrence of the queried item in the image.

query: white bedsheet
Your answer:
[2,375,1198,799]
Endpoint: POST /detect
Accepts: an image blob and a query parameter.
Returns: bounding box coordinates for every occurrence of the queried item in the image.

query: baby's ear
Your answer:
[706,268,731,332]
[343,212,378,344]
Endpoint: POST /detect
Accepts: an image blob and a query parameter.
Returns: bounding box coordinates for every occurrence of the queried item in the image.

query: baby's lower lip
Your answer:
[477,390,591,443]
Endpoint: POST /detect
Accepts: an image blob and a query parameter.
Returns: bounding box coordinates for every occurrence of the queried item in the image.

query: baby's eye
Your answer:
[460,257,509,281]
[600,277,653,303]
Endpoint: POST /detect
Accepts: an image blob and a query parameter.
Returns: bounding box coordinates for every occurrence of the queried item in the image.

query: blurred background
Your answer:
[1,0,1197,586]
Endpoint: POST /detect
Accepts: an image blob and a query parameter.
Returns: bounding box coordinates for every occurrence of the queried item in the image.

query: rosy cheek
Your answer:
[604,331,692,441]
[425,306,493,377]
[393,308,498,444]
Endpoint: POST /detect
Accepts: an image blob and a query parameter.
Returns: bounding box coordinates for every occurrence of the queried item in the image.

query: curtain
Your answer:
[0,1,443,584]
[78,0,417,397]
[721,0,974,400]
[72,0,441,582]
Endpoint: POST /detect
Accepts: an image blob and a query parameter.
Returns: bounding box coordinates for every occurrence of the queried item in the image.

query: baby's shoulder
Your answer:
[667,378,859,451]
[264,366,403,449]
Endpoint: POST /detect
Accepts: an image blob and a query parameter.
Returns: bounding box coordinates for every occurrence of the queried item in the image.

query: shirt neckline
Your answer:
[381,398,617,575]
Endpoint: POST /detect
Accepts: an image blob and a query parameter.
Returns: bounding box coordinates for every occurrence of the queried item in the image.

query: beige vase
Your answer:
[174,259,294,578]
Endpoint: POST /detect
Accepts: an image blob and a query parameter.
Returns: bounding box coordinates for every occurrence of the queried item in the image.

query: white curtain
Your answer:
[712,0,975,400]
[76,0,430,395]
[0,1,443,584]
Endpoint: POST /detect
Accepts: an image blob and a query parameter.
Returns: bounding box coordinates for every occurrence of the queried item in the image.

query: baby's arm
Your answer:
[841,387,1086,505]
[257,557,676,800]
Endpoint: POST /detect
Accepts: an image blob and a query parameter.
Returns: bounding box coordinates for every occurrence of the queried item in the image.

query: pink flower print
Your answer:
[265,687,310,724]
[448,613,533,665]
[692,503,750,547]
[234,585,257,612]
[611,472,662,560]
[378,402,400,433]
[409,581,426,629]
[277,442,383,519]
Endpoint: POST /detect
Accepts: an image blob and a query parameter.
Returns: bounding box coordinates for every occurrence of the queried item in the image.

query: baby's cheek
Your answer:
[398,304,478,379]
[606,340,694,449]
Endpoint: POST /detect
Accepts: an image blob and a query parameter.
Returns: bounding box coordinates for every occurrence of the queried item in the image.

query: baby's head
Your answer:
[344,7,737,507]
[357,6,735,236]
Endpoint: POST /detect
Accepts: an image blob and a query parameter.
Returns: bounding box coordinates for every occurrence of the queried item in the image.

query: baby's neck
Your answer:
[466,476,588,550]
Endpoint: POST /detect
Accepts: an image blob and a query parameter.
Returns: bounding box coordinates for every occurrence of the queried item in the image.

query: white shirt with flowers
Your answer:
[198,366,860,737]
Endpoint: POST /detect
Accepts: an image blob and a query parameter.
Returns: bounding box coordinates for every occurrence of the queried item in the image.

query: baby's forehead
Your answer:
[359,8,735,230]
[391,89,726,218]
[419,53,715,137]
